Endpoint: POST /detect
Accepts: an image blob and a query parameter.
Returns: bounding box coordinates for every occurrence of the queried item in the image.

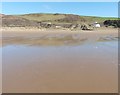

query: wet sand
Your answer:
[1,28,118,46]
[1,28,118,93]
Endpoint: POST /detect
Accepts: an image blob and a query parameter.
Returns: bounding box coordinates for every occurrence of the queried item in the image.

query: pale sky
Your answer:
[2,2,119,17]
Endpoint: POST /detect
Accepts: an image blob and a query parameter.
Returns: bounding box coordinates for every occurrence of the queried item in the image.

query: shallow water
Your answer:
[2,40,118,93]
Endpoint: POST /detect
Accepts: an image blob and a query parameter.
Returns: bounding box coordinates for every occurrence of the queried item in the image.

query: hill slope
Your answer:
[2,13,118,27]
[16,13,118,23]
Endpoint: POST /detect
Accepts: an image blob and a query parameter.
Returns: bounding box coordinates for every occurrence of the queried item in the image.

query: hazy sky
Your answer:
[2,2,118,17]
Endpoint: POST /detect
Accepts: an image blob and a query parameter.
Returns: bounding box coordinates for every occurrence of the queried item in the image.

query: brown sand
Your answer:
[1,27,118,46]
[1,27,118,93]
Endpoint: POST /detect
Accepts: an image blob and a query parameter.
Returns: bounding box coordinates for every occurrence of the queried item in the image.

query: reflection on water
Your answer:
[2,34,118,47]
[2,40,118,93]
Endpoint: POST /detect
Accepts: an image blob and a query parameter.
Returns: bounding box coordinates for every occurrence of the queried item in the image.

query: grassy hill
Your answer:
[15,13,118,24]
[2,13,119,27]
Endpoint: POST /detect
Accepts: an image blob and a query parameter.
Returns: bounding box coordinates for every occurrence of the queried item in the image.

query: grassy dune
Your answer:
[15,13,118,23]
[2,13,118,28]
[17,13,65,22]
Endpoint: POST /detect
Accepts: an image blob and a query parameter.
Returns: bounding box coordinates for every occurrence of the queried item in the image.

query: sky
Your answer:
[1,2,118,17]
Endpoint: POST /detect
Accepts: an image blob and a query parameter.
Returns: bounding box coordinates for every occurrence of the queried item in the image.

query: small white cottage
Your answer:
[94,22,101,28]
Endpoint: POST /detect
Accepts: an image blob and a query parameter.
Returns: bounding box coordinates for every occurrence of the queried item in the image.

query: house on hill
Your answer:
[93,22,101,28]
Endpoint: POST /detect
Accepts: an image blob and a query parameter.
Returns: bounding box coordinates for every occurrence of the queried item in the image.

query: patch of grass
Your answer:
[14,13,119,24]
[16,13,65,22]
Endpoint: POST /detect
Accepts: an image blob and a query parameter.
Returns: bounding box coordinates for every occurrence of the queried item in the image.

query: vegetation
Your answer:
[15,13,118,24]
[2,13,119,29]
[104,20,120,28]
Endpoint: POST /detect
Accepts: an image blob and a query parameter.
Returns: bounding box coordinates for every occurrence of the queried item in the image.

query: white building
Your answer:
[94,22,101,28]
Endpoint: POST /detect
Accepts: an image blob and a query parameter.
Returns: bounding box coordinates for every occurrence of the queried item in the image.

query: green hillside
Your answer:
[2,13,119,28]
[15,13,118,24]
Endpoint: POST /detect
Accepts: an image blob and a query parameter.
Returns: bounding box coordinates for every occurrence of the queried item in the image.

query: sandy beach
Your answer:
[1,1,119,93]
[1,27,118,46]
[1,27,118,93]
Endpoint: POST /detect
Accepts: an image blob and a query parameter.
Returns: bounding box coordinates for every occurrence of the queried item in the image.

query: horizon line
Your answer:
[1,12,119,18]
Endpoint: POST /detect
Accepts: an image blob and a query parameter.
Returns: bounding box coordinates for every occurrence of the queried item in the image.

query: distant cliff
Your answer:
[1,13,119,28]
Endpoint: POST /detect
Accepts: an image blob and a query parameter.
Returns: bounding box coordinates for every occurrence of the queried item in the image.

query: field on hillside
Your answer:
[15,13,118,24]
[2,13,119,28]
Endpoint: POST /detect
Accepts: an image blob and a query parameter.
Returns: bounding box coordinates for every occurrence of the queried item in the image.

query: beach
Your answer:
[1,27,118,46]
[1,1,119,93]
[1,27,118,93]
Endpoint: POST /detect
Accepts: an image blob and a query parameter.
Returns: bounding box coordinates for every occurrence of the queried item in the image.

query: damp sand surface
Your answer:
[1,28,118,93]
[1,28,118,46]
